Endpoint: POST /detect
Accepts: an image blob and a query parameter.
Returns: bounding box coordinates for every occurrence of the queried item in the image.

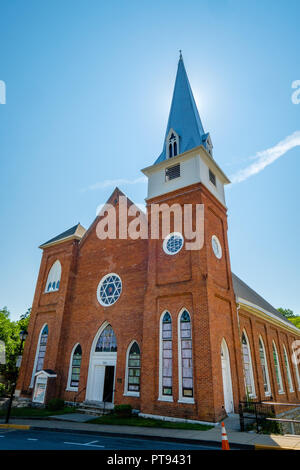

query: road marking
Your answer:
[63,440,104,448]
[27,438,38,441]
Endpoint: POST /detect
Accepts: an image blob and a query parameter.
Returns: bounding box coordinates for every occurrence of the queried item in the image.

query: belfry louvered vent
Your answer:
[165,164,180,181]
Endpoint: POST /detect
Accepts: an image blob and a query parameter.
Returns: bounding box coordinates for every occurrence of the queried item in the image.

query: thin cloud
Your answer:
[231,131,300,184]
[82,176,147,192]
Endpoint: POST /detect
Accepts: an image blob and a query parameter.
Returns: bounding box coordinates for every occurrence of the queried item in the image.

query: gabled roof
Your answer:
[39,223,86,249]
[155,54,207,164]
[232,272,298,330]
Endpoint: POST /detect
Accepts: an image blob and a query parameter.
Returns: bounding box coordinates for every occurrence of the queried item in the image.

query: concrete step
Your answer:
[78,401,114,416]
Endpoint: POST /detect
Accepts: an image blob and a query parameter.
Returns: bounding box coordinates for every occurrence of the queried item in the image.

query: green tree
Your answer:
[277,308,296,318]
[0,307,31,390]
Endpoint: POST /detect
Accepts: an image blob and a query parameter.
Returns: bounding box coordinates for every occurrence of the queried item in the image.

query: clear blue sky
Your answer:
[1,0,300,321]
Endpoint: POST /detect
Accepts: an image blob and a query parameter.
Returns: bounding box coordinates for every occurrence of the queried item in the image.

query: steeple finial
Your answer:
[179,49,183,60]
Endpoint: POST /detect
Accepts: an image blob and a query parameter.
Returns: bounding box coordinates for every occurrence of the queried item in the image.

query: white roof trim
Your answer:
[236,297,300,333]
[34,370,57,378]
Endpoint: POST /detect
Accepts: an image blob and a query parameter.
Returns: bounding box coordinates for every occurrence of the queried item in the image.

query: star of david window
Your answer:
[163,232,184,255]
[97,273,122,306]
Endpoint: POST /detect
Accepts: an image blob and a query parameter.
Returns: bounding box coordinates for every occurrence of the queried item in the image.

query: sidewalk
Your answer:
[1,414,300,449]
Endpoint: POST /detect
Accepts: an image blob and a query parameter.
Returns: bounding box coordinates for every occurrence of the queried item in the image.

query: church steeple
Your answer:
[155,53,210,164]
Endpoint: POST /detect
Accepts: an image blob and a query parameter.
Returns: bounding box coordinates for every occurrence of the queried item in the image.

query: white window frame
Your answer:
[283,344,294,393]
[30,323,48,388]
[163,232,184,256]
[272,341,284,394]
[258,336,271,396]
[241,330,256,398]
[96,273,122,307]
[158,311,173,402]
[45,260,61,293]
[66,343,82,392]
[292,346,300,391]
[211,235,222,260]
[166,128,179,159]
[124,340,140,398]
[177,309,194,404]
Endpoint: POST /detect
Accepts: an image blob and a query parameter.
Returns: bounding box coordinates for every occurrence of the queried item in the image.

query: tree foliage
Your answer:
[277,308,300,329]
[0,306,31,388]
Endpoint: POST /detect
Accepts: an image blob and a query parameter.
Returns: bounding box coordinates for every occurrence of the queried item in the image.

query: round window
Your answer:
[163,232,184,255]
[97,273,122,306]
[212,235,222,259]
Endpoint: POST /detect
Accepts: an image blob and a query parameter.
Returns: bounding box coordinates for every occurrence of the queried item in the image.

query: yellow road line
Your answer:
[0,424,30,430]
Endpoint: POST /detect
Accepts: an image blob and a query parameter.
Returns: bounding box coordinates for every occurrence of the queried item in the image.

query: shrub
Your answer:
[47,398,65,411]
[114,404,132,417]
[0,383,6,397]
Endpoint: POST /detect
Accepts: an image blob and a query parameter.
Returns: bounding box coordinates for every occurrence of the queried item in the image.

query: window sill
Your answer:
[158,396,173,403]
[123,392,140,398]
[278,391,285,395]
[65,387,78,392]
[178,398,195,405]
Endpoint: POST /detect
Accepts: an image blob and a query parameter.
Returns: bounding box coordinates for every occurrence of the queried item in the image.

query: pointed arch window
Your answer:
[95,325,117,352]
[30,324,48,387]
[178,310,194,401]
[126,342,141,394]
[292,345,300,391]
[159,312,173,399]
[283,344,294,392]
[67,344,82,390]
[45,260,61,292]
[272,341,284,393]
[166,129,179,159]
[241,331,256,398]
[258,337,271,396]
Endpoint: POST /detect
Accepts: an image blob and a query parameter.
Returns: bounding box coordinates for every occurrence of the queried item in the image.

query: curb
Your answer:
[0,424,30,430]
[255,444,300,451]
[29,425,254,450]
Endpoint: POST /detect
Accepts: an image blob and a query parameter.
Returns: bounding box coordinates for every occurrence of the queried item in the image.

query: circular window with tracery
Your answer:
[163,232,184,255]
[212,235,222,259]
[97,273,122,306]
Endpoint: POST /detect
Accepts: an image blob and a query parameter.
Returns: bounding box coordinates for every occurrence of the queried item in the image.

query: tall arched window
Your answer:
[45,260,61,292]
[178,310,193,401]
[67,344,82,390]
[241,331,255,398]
[30,324,48,387]
[258,337,271,396]
[159,312,173,399]
[283,344,294,392]
[272,341,284,393]
[125,342,141,394]
[95,325,117,352]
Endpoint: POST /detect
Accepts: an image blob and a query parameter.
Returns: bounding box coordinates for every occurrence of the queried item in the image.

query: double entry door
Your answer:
[91,364,115,403]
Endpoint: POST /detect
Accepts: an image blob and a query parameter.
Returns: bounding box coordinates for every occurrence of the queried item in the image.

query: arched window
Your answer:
[45,260,61,292]
[272,341,284,393]
[67,344,82,390]
[292,346,300,391]
[159,312,173,399]
[30,324,48,387]
[178,310,193,401]
[283,344,294,392]
[95,325,117,352]
[126,342,141,394]
[258,337,271,396]
[241,331,255,397]
[166,129,179,159]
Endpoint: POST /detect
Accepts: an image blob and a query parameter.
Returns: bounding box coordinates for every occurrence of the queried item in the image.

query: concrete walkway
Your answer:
[1,415,300,449]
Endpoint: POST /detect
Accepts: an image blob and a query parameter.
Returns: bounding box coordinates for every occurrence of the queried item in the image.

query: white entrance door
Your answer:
[221,340,234,414]
[92,365,105,402]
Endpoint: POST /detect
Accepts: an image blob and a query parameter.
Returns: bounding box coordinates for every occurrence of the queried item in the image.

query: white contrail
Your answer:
[231,131,300,184]
[83,176,147,192]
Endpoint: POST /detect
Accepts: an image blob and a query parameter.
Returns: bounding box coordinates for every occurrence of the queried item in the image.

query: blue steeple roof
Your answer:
[154,53,208,165]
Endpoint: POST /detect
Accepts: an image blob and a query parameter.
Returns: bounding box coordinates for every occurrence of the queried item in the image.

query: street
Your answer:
[0,428,222,450]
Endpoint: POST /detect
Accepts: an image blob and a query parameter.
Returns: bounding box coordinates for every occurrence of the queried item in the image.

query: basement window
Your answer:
[165,164,180,182]
[209,169,216,186]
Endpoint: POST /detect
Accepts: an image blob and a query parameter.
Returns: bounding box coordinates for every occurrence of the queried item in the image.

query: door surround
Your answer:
[85,321,117,403]
[221,338,234,414]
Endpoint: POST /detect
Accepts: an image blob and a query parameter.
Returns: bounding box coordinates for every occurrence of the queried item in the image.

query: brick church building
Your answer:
[17,54,300,423]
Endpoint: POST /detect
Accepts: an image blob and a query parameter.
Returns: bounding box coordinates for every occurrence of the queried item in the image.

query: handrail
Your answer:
[74,386,86,406]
